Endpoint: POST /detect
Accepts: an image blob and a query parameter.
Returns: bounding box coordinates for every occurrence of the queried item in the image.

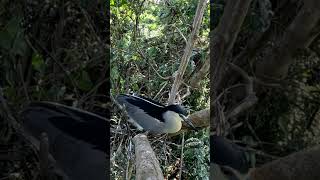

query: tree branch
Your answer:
[255,0,320,80]
[249,145,320,180]
[211,0,253,133]
[225,62,258,121]
[133,134,164,180]
[188,108,210,128]
[168,0,208,104]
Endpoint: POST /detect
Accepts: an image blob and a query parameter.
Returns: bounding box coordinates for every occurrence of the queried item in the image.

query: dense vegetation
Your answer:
[111,0,210,179]
[0,0,319,179]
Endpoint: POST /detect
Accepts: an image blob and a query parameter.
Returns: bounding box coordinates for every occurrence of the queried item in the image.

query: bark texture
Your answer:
[133,134,164,180]
[250,145,320,180]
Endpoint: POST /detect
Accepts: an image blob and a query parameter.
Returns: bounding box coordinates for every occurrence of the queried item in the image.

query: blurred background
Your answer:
[0,0,108,179]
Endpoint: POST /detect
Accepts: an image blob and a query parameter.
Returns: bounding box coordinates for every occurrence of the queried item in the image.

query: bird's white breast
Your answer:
[162,111,183,133]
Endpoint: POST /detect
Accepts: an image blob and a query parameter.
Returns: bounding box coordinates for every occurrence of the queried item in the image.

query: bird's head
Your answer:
[165,104,188,116]
[165,104,197,131]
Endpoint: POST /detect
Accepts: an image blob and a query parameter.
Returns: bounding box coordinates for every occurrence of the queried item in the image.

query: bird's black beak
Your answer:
[180,115,197,131]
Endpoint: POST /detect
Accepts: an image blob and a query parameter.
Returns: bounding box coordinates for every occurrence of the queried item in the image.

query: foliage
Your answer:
[111,0,209,179]
[183,131,210,179]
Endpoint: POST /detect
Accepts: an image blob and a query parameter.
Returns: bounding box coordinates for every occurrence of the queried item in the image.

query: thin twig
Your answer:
[178,132,185,179]
[225,62,258,121]
[239,146,279,159]
[27,35,80,99]
[153,81,168,100]
[136,46,171,80]
[227,62,253,94]
[181,86,191,100]
[173,25,188,44]
[18,62,31,102]
[78,79,108,106]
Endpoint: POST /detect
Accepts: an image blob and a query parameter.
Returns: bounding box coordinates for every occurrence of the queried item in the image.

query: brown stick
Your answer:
[133,134,164,180]
[168,0,208,104]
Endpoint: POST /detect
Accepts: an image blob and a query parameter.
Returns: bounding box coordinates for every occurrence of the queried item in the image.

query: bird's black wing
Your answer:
[116,94,165,121]
[133,94,166,107]
[21,101,108,152]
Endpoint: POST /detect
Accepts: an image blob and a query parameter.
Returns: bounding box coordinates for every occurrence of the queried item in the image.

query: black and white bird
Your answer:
[116,94,196,134]
[21,101,109,180]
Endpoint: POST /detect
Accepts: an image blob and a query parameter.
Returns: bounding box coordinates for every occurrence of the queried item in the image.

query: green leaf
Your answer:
[47,85,59,97]
[6,17,21,37]
[76,70,93,91]
[0,30,12,50]
[120,0,127,6]
[111,66,119,80]
[32,53,45,72]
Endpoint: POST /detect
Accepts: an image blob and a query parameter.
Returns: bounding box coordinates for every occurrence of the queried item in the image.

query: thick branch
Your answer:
[255,0,320,80]
[249,145,320,180]
[133,134,164,180]
[168,0,208,104]
[173,109,209,136]
[188,108,210,128]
